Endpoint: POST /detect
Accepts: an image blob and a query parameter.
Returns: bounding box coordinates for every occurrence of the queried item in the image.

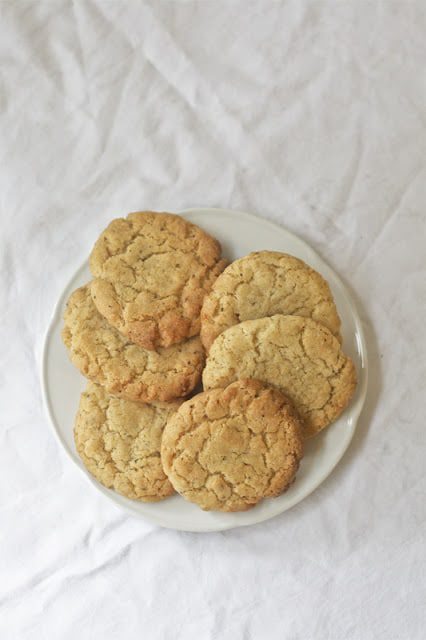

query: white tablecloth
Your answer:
[2,2,425,638]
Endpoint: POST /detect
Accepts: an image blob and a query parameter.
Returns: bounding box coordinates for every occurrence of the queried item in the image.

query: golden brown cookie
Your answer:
[89,211,227,350]
[161,380,304,512]
[201,251,341,351]
[62,285,205,403]
[203,315,356,438]
[75,382,179,501]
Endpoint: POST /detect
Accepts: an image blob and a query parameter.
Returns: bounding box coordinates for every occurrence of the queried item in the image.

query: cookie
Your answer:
[62,285,205,403]
[161,380,304,512]
[89,211,227,350]
[203,315,356,438]
[200,251,341,351]
[75,382,179,501]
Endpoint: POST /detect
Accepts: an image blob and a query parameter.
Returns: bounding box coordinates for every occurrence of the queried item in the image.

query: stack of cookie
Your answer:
[63,212,356,513]
[201,252,356,439]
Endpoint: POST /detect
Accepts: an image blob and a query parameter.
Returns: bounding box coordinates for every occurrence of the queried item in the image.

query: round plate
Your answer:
[42,208,367,532]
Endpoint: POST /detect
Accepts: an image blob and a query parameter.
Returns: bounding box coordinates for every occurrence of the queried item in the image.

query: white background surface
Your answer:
[1,1,425,638]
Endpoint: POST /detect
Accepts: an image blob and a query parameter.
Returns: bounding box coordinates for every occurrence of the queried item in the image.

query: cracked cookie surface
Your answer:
[203,315,356,438]
[161,380,304,512]
[62,285,205,402]
[75,382,179,501]
[201,251,341,351]
[89,211,227,350]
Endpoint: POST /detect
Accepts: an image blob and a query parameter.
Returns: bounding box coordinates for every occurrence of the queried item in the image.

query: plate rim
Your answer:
[40,207,368,532]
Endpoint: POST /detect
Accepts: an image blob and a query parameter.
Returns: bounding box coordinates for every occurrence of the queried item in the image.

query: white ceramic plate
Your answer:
[42,208,367,532]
